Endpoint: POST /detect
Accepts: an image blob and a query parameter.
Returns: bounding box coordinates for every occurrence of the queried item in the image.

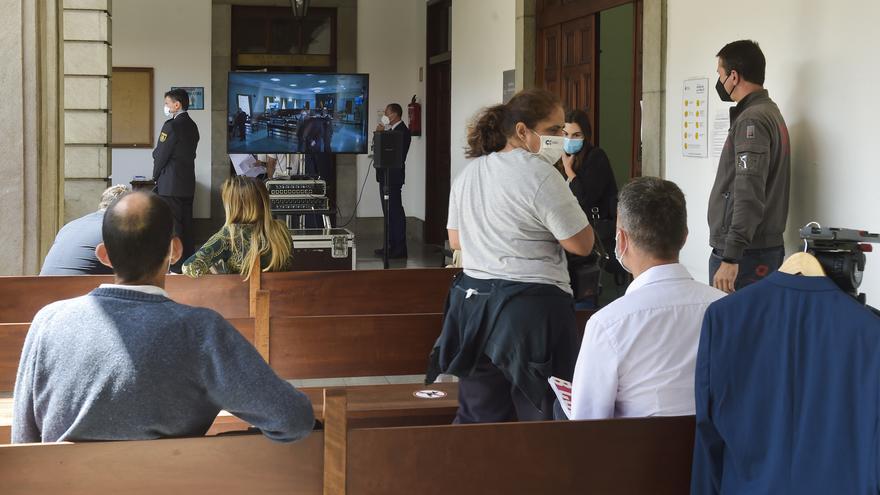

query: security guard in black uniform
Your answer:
[152,88,200,273]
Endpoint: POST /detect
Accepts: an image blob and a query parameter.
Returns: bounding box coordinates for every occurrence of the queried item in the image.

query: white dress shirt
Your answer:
[570,263,725,420]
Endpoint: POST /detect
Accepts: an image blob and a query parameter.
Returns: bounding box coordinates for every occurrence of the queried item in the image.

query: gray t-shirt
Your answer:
[447,148,590,293]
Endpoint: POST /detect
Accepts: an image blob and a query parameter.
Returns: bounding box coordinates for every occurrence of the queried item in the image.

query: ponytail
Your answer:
[466,104,509,158]
[464,88,563,159]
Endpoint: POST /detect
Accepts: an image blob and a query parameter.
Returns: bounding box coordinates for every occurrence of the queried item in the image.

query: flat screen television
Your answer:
[227,72,369,154]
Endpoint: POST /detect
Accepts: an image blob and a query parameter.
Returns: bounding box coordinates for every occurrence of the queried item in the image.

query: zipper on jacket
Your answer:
[721,192,732,232]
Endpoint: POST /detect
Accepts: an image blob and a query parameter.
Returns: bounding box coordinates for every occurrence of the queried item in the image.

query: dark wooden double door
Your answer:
[538,15,598,136]
[536,0,643,177]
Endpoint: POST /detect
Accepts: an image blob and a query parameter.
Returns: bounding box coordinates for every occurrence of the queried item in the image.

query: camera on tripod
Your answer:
[799,225,880,305]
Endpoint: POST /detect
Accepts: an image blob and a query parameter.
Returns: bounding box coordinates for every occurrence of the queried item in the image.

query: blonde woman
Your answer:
[183,176,292,279]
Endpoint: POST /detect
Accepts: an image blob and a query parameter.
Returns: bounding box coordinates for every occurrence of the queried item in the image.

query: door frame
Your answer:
[424,0,453,245]
[536,0,644,179]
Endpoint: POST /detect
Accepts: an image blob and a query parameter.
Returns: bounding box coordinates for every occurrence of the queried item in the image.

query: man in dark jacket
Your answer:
[374,103,411,258]
[153,88,200,273]
[708,40,790,293]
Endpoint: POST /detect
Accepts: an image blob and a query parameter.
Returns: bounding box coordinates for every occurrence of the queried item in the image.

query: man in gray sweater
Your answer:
[13,192,314,443]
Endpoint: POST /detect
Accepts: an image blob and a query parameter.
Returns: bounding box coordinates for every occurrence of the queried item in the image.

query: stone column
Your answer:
[515,0,536,91]
[641,0,665,178]
[63,0,112,222]
[210,3,232,234]
[0,0,64,275]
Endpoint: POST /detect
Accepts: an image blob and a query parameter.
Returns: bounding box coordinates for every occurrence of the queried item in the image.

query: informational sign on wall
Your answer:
[711,106,734,159]
[172,86,205,110]
[682,78,709,158]
[502,69,516,104]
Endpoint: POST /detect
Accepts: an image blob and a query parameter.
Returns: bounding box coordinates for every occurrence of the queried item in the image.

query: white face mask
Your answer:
[614,230,632,274]
[380,115,391,127]
[527,130,565,165]
[164,105,174,118]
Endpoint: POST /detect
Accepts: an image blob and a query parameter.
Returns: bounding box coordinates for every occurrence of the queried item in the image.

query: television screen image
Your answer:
[227,72,369,154]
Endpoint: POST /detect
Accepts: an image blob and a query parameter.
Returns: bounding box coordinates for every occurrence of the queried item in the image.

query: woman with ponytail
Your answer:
[182,176,292,280]
[427,89,595,423]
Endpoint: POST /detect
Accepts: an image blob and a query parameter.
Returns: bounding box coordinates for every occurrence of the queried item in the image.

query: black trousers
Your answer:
[162,195,194,273]
[454,356,555,424]
[378,182,406,255]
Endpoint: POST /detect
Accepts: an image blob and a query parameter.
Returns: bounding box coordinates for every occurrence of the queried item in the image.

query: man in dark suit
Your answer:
[152,88,200,273]
[375,103,411,258]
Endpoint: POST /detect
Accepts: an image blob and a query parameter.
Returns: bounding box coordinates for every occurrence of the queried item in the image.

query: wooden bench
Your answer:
[0,269,467,443]
[0,389,696,494]
[0,268,593,444]
[0,268,592,384]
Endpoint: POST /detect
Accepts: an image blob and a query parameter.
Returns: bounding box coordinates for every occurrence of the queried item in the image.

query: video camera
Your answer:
[799,225,880,305]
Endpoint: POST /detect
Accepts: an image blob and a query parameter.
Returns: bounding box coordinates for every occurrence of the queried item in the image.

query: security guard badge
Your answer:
[159,132,168,143]
[746,125,755,139]
[738,154,749,170]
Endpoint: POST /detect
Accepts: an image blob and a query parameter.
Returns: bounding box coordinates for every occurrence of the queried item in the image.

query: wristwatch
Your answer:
[721,257,739,264]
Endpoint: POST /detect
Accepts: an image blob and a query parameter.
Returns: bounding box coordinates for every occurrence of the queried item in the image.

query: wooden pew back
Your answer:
[263,268,457,317]
[0,414,696,495]
[0,433,324,495]
[345,416,696,495]
[0,274,250,323]
[261,268,458,379]
[0,269,591,384]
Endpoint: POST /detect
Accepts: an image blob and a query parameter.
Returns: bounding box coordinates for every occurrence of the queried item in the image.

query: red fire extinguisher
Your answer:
[408,95,422,137]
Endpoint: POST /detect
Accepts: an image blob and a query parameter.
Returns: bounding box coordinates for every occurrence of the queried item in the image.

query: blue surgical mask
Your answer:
[563,138,584,155]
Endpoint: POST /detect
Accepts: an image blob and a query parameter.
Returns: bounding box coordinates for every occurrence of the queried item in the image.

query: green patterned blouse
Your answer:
[182,224,291,278]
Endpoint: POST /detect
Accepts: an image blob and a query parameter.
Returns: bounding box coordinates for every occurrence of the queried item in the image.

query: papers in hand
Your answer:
[229,154,266,178]
[548,376,573,419]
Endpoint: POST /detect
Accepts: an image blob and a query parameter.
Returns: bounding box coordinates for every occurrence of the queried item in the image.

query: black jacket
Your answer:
[153,112,200,197]
[708,90,790,260]
[568,145,618,222]
[427,273,579,410]
[376,121,411,187]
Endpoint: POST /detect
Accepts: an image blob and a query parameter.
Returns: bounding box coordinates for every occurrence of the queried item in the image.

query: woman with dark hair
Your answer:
[560,109,618,233]
[559,110,622,289]
[426,89,594,423]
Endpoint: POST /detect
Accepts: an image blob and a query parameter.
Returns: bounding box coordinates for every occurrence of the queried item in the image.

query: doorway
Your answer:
[424,0,452,246]
[536,0,642,184]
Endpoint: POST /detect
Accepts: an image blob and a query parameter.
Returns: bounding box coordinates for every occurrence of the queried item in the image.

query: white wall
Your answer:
[450,0,516,179]
[356,0,427,219]
[111,0,213,219]
[665,0,880,298]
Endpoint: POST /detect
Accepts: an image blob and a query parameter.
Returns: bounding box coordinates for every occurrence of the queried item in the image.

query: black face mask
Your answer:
[716,74,736,103]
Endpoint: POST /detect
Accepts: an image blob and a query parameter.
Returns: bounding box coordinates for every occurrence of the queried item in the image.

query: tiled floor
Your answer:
[349,221,448,270]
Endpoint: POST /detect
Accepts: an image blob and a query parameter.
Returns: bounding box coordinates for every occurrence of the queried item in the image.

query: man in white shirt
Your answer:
[570,177,725,420]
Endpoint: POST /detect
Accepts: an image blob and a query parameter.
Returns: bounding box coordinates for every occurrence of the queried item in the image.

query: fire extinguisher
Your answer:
[408,95,422,137]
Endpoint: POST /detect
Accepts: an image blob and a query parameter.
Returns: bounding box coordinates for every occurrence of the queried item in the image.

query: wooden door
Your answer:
[538,16,598,138]
[424,60,451,245]
[561,16,597,134]
[425,0,452,245]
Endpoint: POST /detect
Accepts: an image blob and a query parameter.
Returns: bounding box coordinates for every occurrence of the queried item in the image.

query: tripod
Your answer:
[381,168,391,269]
